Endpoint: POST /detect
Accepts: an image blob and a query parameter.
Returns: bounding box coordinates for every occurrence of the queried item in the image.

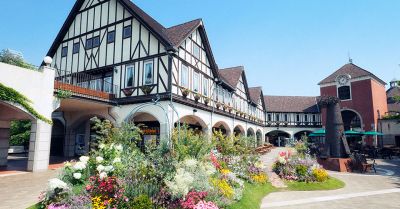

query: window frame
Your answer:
[193,43,201,60]
[193,71,200,92]
[107,31,115,43]
[181,64,189,88]
[85,38,93,50]
[338,85,352,101]
[61,46,68,57]
[125,64,135,88]
[72,43,80,54]
[143,60,154,86]
[203,77,208,96]
[103,77,112,93]
[123,25,132,39]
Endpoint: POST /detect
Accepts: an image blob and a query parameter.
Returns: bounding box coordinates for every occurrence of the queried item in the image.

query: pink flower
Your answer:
[194,201,219,209]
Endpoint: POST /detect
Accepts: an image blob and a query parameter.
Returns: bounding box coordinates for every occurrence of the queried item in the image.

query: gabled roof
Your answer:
[264,96,320,113]
[318,63,386,85]
[248,87,262,103]
[219,66,244,87]
[387,86,400,112]
[44,0,219,73]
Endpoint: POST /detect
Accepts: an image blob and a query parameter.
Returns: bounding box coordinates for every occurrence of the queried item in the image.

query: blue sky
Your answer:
[1,0,399,96]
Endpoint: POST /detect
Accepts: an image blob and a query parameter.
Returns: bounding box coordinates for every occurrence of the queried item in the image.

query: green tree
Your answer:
[10,120,31,147]
[0,49,36,70]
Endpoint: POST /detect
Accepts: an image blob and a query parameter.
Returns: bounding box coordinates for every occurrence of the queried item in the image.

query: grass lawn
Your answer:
[285,177,345,191]
[228,182,276,209]
[26,204,39,209]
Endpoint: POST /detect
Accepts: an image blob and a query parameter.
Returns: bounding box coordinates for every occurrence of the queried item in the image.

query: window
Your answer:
[181,64,189,88]
[193,72,199,92]
[90,79,102,91]
[86,38,93,49]
[312,114,316,122]
[126,65,134,87]
[203,78,208,96]
[143,60,153,85]
[284,114,288,121]
[338,86,351,100]
[193,44,200,59]
[107,31,115,43]
[296,114,300,122]
[123,26,132,39]
[305,115,308,122]
[77,81,88,88]
[73,43,80,54]
[61,47,68,57]
[103,77,112,93]
[276,114,280,121]
[92,36,100,48]
[267,114,271,121]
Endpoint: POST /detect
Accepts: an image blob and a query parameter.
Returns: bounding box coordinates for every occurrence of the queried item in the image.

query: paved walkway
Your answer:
[260,147,293,188]
[260,155,400,209]
[0,170,59,209]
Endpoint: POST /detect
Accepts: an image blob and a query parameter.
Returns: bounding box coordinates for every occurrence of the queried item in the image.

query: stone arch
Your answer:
[247,127,255,137]
[131,112,162,149]
[341,108,363,131]
[213,121,231,136]
[293,130,313,140]
[0,101,36,121]
[50,118,66,157]
[176,115,208,134]
[233,125,245,136]
[265,130,291,147]
[256,129,263,146]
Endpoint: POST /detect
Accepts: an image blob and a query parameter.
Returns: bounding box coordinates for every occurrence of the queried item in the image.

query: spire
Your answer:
[347,52,353,64]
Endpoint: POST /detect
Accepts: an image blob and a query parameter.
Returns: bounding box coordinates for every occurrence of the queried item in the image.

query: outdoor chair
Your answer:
[350,153,376,173]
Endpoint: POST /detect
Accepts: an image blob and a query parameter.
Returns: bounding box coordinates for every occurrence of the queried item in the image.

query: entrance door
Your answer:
[50,120,65,156]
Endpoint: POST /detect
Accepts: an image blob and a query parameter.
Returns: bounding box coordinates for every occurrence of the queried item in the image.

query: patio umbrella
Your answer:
[309,129,325,137]
[363,131,384,136]
[344,130,363,136]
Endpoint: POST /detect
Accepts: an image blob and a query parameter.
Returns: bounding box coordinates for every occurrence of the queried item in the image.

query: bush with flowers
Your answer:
[36,118,270,209]
[272,150,329,182]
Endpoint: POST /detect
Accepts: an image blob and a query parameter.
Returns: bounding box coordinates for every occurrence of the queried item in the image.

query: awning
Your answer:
[363,131,384,136]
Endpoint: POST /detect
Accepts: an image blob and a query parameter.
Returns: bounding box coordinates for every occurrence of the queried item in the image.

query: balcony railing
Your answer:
[54,69,118,101]
[266,121,322,127]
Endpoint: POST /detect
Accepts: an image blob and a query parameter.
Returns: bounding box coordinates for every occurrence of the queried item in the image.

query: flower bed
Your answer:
[35,120,269,209]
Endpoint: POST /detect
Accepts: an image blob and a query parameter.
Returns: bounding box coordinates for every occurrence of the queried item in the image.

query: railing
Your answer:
[54,69,118,100]
[266,121,322,127]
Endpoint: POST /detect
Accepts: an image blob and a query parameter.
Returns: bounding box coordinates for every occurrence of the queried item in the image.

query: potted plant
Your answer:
[228,106,233,113]
[194,93,201,102]
[122,88,134,96]
[223,104,228,111]
[204,97,210,105]
[216,102,221,109]
[181,88,190,98]
[140,86,152,95]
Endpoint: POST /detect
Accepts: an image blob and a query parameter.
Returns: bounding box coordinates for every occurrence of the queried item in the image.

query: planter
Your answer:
[122,88,134,96]
[181,88,190,98]
[194,94,201,102]
[216,103,221,109]
[204,98,210,106]
[228,107,232,113]
[140,86,152,95]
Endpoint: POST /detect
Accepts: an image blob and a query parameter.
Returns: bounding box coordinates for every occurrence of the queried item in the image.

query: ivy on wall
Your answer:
[0,82,52,124]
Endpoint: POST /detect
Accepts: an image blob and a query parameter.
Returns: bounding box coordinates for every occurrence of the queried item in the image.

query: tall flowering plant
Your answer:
[86,175,128,209]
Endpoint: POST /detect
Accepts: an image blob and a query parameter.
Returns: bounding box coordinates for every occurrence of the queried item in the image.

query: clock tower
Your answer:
[318,62,388,145]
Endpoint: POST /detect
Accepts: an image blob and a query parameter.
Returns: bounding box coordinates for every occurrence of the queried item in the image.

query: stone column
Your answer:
[0,121,11,167]
[27,119,52,172]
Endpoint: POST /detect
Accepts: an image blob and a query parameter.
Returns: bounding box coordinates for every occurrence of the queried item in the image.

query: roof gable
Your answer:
[319,63,386,85]
[249,87,266,110]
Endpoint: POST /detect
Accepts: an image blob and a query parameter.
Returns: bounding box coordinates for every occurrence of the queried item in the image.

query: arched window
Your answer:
[338,86,351,100]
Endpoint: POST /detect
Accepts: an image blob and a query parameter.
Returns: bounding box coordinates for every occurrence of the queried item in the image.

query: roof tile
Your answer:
[264,96,320,113]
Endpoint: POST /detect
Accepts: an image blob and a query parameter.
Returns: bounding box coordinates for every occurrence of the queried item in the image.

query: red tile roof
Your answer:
[248,87,262,103]
[218,66,244,87]
[165,19,202,47]
[318,63,386,85]
[264,96,320,113]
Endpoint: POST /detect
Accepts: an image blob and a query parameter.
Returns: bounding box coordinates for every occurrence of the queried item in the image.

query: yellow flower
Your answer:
[312,168,328,182]
[220,168,231,175]
[251,173,268,184]
[211,178,234,199]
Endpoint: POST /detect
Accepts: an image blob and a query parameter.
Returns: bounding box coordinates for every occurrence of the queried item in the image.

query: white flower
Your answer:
[99,172,107,179]
[79,156,90,163]
[73,162,86,170]
[183,158,198,170]
[115,144,123,151]
[104,165,114,172]
[48,178,69,191]
[96,156,104,163]
[97,165,105,172]
[99,144,106,149]
[278,156,286,164]
[64,162,72,167]
[113,157,121,164]
[73,173,82,180]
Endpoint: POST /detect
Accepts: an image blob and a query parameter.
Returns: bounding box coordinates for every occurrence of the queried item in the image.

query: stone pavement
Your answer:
[0,169,59,209]
[260,147,293,188]
[260,157,400,209]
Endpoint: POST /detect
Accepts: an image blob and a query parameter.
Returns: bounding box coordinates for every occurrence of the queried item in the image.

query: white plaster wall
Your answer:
[379,119,400,145]
[0,63,55,119]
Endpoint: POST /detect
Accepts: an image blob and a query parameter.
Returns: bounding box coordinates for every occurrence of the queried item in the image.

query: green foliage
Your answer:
[0,82,52,124]
[381,114,400,120]
[227,182,276,209]
[55,89,73,99]
[212,131,255,156]
[10,120,31,146]
[285,177,345,191]
[128,195,154,209]
[0,49,37,70]
[172,125,214,161]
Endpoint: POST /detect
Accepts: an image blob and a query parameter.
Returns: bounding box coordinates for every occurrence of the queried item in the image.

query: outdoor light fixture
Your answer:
[193,109,198,113]
[43,56,53,66]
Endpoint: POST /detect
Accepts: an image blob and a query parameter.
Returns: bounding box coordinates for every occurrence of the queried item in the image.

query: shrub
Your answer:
[9,120,31,147]
[129,195,153,209]
[312,168,328,182]
[0,49,36,70]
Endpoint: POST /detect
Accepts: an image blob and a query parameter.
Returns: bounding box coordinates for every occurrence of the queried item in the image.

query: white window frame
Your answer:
[193,43,201,60]
[203,77,208,96]
[193,71,200,92]
[181,64,189,88]
[143,60,154,85]
[103,77,112,93]
[337,85,352,101]
[126,65,134,87]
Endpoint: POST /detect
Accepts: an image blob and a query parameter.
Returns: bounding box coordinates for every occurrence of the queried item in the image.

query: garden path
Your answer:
[0,169,59,209]
[260,147,293,188]
[260,158,400,209]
